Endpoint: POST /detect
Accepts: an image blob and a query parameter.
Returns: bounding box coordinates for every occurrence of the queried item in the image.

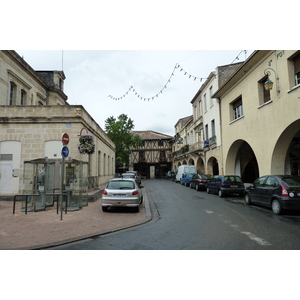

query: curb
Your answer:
[32,187,152,249]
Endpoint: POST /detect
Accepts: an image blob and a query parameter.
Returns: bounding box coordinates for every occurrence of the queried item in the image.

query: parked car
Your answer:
[181,173,197,186]
[175,165,197,182]
[190,174,213,191]
[244,175,300,215]
[101,178,143,212]
[207,175,245,197]
[165,171,176,180]
[126,171,142,186]
[121,173,139,184]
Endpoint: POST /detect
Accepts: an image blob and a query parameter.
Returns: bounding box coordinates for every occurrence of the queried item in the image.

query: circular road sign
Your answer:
[62,133,70,145]
[61,146,69,158]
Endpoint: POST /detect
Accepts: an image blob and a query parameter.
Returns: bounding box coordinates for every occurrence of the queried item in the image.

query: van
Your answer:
[175,165,197,182]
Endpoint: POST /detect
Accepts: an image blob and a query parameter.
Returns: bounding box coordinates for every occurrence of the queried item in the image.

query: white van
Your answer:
[175,165,197,182]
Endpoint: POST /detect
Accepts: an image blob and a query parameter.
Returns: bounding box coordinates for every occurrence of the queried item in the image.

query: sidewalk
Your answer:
[0,183,152,250]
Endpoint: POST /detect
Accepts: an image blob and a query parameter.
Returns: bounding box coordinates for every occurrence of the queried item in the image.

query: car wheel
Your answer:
[244,193,252,205]
[134,206,140,213]
[190,183,193,189]
[218,189,223,197]
[207,187,210,194]
[102,206,108,212]
[272,199,282,215]
[140,196,143,204]
[185,182,188,187]
[196,184,200,191]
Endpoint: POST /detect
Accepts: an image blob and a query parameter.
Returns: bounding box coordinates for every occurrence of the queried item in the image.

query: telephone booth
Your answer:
[22,158,88,212]
[22,158,57,212]
[64,159,88,210]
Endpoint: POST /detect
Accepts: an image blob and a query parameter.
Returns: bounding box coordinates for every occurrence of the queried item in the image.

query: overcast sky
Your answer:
[16,50,253,136]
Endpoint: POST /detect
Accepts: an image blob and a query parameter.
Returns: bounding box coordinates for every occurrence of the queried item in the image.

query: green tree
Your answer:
[105,114,142,170]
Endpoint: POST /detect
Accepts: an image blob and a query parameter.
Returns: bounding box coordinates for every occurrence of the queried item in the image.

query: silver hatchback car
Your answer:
[101,178,143,212]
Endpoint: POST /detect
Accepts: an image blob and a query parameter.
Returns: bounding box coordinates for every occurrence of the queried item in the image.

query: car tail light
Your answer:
[221,184,226,188]
[132,190,139,196]
[102,190,108,195]
[281,184,289,197]
[199,180,206,183]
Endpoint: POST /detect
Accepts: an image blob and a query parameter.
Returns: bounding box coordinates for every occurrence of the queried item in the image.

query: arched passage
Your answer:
[196,157,205,174]
[188,158,195,165]
[225,140,259,183]
[271,120,300,175]
[207,157,219,175]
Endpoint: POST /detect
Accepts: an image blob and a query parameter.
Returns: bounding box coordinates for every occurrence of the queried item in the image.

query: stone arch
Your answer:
[207,156,219,175]
[188,158,195,165]
[196,156,205,174]
[225,140,259,183]
[271,120,300,175]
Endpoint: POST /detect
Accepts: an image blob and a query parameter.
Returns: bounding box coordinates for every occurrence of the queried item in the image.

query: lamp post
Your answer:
[264,68,280,95]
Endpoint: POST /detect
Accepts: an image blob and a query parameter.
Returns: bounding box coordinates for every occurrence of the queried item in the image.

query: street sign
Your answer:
[61,146,69,158]
[62,132,70,145]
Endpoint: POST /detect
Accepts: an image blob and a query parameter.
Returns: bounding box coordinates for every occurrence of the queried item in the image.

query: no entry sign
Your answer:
[62,132,70,145]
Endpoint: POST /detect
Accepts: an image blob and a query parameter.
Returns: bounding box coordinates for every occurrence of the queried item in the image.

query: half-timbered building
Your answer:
[130,131,174,178]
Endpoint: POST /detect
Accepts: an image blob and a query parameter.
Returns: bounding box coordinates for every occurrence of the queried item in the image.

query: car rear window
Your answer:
[202,175,212,179]
[224,176,242,183]
[123,174,134,178]
[283,177,300,188]
[107,181,135,190]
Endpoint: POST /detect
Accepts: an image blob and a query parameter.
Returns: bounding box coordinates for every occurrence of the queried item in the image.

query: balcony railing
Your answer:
[189,141,203,152]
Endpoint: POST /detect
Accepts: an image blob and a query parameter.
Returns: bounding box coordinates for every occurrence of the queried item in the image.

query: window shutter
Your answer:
[294,53,300,74]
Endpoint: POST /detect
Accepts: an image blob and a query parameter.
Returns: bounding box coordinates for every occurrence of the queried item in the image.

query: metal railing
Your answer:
[13,191,67,215]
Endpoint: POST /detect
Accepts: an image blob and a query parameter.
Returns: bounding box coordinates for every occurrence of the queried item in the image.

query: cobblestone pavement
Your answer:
[0,184,151,250]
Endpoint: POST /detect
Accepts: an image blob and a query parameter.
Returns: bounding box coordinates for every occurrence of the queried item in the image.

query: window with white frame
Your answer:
[205,124,209,140]
[203,93,207,111]
[209,86,214,106]
[9,82,16,105]
[20,89,26,105]
[259,76,271,104]
[294,53,300,85]
[211,119,215,137]
[232,96,243,120]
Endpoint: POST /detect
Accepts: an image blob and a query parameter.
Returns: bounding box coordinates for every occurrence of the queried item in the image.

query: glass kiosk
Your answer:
[22,158,56,212]
[64,159,88,210]
[22,158,88,212]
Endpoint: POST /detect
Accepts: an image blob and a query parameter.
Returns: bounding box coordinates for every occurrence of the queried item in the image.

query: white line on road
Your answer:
[240,231,271,246]
[205,209,271,246]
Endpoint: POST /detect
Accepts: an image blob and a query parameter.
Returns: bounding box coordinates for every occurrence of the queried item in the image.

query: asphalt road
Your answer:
[54,179,300,250]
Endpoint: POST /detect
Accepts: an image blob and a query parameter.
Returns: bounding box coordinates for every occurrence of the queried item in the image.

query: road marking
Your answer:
[0,230,9,237]
[229,223,271,246]
[240,231,271,246]
[205,210,272,246]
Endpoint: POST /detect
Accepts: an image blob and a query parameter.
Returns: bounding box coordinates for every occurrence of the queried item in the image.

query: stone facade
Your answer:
[0,50,115,195]
[173,62,243,176]
[213,50,300,182]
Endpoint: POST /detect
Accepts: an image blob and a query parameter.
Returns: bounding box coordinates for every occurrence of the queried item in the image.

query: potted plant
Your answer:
[78,134,95,154]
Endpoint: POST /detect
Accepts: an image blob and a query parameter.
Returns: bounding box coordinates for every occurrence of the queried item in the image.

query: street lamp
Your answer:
[264,68,280,95]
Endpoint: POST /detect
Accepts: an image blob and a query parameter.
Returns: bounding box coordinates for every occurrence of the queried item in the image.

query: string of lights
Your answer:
[108,50,248,101]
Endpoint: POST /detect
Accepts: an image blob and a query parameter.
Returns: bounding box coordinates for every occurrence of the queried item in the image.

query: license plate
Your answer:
[230,185,238,188]
[113,194,126,197]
